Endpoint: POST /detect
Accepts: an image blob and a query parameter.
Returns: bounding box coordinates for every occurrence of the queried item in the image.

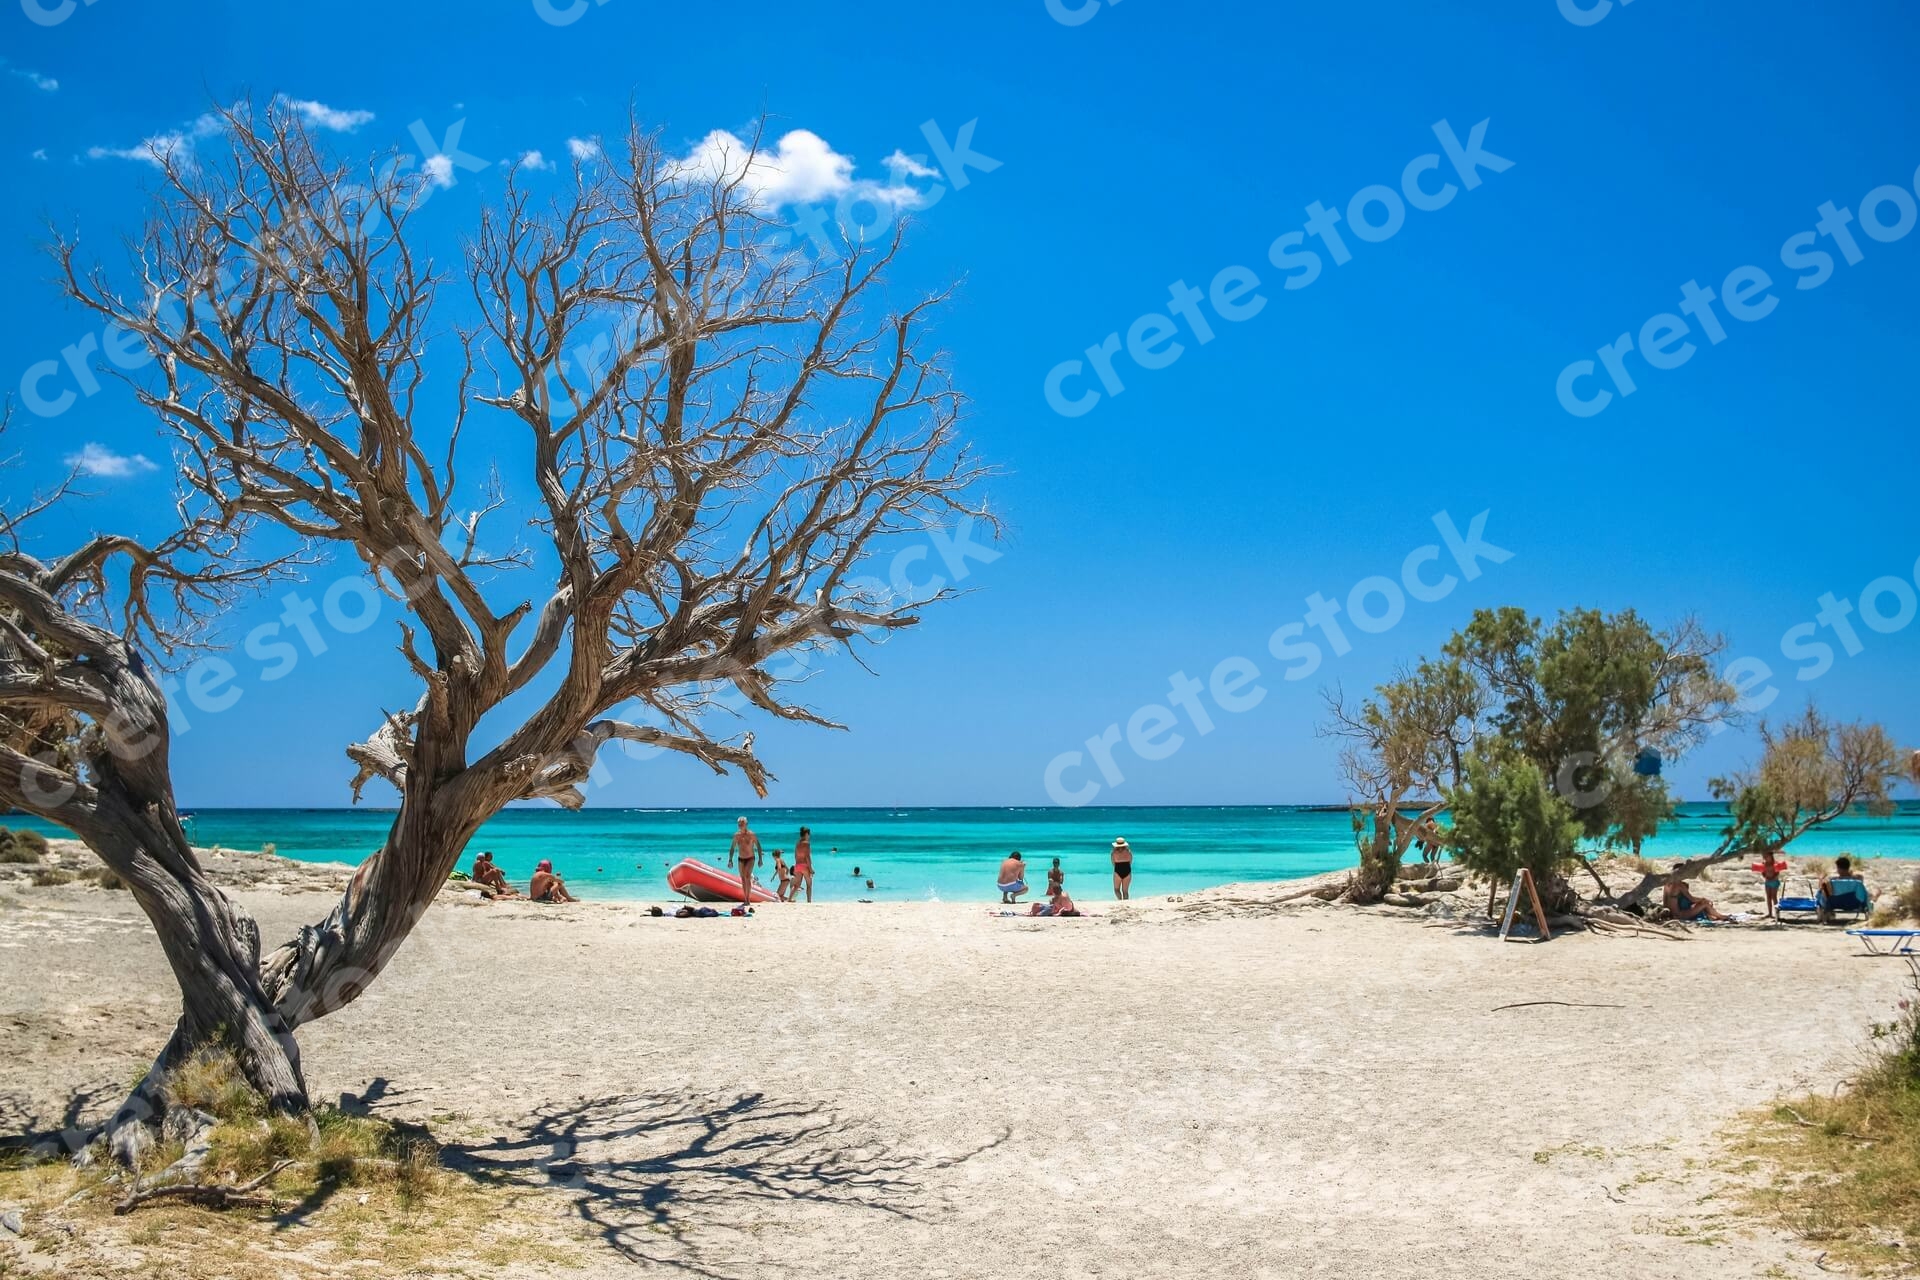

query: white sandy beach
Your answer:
[4,849,1918,1279]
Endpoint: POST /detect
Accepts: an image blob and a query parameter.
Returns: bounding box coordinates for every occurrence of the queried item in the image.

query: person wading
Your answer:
[1110,837,1134,900]
[728,816,762,904]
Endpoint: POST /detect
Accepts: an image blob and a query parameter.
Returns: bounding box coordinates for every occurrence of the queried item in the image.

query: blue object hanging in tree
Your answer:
[1633,748,1662,777]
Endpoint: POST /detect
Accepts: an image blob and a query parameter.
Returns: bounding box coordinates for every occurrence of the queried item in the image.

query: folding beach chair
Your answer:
[1821,877,1874,923]
[1847,929,1920,956]
[1776,877,1872,923]
[1774,878,1822,922]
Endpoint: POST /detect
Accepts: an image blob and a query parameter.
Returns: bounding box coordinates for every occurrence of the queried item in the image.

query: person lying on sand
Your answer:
[1029,886,1080,917]
[1663,873,1728,922]
[998,852,1029,904]
[529,859,577,904]
[471,851,518,898]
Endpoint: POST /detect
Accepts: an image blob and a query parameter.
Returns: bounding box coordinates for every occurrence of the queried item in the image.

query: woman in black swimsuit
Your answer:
[1110,837,1133,900]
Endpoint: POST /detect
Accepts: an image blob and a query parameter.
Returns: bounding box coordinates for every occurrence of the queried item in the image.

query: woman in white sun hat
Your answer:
[1110,837,1134,900]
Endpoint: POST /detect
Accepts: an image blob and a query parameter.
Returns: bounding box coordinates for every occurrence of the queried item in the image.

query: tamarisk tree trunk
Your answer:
[0,570,305,1164]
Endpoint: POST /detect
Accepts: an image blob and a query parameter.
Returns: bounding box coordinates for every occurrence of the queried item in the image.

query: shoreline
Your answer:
[9,803,1920,909]
[13,835,1917,916]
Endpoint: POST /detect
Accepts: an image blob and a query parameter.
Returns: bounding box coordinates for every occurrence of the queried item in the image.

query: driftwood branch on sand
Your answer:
[114,1160,293,1215]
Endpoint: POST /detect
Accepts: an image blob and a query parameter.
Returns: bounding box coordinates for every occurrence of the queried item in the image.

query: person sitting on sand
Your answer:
[1662,870,1728,922]
[1029,885,1080,917]
[471,851,518,898]
[529,859,576,904]
[998,852,1029,904]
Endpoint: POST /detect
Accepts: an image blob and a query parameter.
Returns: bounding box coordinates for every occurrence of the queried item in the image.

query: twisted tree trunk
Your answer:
[17,652,308,1165]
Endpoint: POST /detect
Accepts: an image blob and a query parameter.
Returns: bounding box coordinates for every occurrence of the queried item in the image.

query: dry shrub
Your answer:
[0,828,48,864]
[208,1114,310,1182]
[1740,974,1920,1270]
[164,1047,265,1123]
[29,868,74,887]
[0,1044,565,1275]
[161,1049,453,1200]
[392,1134,442,1210]
[1871,872,1920,926]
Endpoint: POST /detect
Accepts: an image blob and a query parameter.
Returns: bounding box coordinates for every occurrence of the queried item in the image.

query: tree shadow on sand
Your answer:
[267,1078,435,1231]
[0,1084,117,1165]
[444,1091,1007,1278]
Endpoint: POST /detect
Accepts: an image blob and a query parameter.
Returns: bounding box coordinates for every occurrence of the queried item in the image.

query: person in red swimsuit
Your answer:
[791,826,815,903]
[1756,847,1787,919]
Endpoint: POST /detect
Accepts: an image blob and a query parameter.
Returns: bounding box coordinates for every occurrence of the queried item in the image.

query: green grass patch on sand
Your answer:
[0,1047,579,1278]
[1736,974,1920,1272]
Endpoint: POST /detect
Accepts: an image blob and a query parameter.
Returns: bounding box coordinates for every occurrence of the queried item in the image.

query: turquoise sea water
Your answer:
[8,803,1919,903]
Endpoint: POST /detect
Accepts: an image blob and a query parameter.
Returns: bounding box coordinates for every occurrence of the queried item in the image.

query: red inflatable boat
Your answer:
[666,858,778,904]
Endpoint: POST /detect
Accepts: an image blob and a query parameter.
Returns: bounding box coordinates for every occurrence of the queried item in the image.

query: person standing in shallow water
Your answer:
[791,826,815,903]
[728,816,761,903]
[1110,837,1134,900]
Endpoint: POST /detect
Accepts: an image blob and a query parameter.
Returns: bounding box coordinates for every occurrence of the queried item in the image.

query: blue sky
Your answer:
[2,0,1916,809]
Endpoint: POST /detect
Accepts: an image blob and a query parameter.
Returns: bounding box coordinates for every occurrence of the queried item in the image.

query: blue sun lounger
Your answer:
[1847,929,1919,956]
[1776,877,1872,923]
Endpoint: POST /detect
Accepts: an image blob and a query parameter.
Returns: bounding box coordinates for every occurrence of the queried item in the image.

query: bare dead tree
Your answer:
[23,99,991,1162]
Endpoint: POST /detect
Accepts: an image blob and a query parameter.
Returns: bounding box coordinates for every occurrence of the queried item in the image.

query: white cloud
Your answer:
[678,129,848,205]
[422,154,455,187]
[883,150,939,181]
[30,149,47,162]
[9,68,58,92]
[566,136,600,161]
[512,149,555,172]
[87,112,223,168]
[282,98,374,132]
[674,128,934,211]
[67,444,159,478]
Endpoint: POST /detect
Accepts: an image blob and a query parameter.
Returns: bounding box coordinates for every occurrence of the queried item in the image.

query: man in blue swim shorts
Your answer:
[997,851,1029,904]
